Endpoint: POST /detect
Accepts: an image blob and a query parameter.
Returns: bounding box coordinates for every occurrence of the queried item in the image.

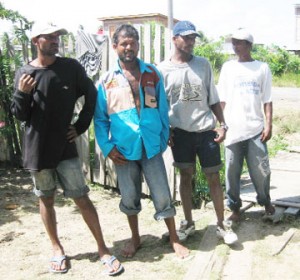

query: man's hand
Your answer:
[67,125,78,142]
[108,147,127,165]
[168,128,174,147]
[18,74,37,94]
[261,126,272,142]
[213,127,226,143]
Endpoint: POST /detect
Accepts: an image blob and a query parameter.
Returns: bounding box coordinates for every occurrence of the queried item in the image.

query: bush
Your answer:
[194,39,230,73]
[252,45,300,77]
[286,54,300,74]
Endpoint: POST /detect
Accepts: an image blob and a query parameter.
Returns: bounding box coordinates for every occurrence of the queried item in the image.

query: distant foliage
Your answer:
[194,38,230,73]
[252,45,300,76]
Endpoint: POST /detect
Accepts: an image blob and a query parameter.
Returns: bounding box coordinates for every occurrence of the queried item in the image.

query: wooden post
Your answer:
[154,25,163,65]
[143,24,152,63]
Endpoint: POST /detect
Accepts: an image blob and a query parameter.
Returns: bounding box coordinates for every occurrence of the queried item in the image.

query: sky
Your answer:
[0,0,299,47]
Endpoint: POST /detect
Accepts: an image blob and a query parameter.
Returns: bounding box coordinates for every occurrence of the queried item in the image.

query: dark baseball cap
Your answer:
[173,20,200,37]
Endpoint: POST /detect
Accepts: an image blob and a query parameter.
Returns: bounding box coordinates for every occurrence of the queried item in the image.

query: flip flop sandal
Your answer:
[100,255,124,276]
[49,255,68,273]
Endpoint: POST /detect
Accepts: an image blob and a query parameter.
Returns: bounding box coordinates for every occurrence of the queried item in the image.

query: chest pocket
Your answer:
[141,66,160,108]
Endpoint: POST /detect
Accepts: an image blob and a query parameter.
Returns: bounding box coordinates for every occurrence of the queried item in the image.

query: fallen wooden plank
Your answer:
[284,207,300,216]
[240,195,300,210]
[272,200,300,208]
[240,201,255,213]
[275,196,300,203]
[183,224,219,280]
[271,228,296,256]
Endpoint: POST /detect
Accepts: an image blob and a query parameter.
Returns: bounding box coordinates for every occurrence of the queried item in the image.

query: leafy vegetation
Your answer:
[0,2,34,165]
[194,39,230,73]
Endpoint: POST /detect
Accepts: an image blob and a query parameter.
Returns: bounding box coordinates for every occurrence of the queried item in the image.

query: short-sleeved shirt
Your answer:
[158,55,219,132]
[218,60,272,146]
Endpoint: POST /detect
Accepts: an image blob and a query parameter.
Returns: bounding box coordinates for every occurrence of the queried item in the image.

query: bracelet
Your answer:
[220,123,229,131]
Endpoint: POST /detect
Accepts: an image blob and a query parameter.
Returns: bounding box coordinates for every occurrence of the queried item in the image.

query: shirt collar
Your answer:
[113,58,154,74]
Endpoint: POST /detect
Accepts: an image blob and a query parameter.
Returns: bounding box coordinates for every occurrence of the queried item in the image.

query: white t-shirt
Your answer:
[218,60,272,146]
[158,56,219,132]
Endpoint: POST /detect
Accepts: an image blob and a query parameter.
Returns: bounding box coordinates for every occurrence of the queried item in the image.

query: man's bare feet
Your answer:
[228,210,240,223]
[171,241,190,259]
[121,237,141,258]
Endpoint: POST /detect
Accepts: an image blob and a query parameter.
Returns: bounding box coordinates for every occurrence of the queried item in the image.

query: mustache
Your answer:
[125,50,134,55]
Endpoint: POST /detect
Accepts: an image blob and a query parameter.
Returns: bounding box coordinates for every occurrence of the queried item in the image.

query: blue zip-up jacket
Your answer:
[94,59,169,160]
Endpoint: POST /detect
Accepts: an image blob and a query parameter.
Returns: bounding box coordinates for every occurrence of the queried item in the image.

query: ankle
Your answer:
[217,220,224,229]
[265,204,275,215]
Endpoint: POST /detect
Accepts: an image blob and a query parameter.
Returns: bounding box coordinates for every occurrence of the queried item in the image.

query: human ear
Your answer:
[31,37,39,46]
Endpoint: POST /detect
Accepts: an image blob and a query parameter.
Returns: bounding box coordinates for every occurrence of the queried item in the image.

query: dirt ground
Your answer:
[0,88,299,280]
[0,170,212,280]
[1,169,299,280]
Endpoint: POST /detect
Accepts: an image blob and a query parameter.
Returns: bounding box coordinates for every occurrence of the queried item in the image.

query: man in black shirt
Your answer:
[11,23,123,276]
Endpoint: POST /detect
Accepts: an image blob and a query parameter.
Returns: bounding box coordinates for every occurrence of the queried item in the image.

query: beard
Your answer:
[118,51,136,63]
[40,44,59,56]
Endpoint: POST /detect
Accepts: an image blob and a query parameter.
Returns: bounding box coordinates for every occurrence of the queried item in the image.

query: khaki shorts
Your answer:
[30,157,89,198]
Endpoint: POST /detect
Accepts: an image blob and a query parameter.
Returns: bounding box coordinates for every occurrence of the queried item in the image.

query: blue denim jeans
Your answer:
[225,134,272,211]
[115,152,176,220]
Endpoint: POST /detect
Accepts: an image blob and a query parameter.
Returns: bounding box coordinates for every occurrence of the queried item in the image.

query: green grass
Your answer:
[269,110,300,156]
[268,135,288,157]
[272,73,300,87]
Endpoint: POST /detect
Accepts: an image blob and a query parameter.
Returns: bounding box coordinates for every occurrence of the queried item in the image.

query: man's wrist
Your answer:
[220,122,228,132]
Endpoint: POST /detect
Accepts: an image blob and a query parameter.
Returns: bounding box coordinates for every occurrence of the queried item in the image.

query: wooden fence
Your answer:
[75,24,180,200]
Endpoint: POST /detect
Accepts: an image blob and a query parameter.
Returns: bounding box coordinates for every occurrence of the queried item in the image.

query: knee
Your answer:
[180,167,194,181]
[39,196,55,209]
[74,195,92,209]
[206,172,221,186]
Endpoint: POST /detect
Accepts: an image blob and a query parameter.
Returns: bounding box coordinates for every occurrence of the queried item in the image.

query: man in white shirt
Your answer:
[218,29,275,222]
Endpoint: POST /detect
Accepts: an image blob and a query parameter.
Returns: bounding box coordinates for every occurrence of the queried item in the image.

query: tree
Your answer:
[0,2,33,165]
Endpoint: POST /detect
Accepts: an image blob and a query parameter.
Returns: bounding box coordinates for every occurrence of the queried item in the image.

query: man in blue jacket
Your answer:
[94,24,189,259]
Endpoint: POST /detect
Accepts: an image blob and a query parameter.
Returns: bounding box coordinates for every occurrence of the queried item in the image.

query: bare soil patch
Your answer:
[0,168,211,280]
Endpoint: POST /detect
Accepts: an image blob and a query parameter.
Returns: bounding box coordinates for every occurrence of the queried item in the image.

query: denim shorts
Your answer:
[115,152,176,220]
[30,157,89,198]
[171,128,222,173]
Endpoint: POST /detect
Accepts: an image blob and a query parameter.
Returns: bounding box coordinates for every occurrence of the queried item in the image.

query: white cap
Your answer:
[231,29,254,44]
[31,23,68,39]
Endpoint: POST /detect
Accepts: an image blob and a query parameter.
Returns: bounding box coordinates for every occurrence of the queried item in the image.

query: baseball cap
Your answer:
[231,29,254,44]
[31,23,68,39]
[173,20,200,37]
